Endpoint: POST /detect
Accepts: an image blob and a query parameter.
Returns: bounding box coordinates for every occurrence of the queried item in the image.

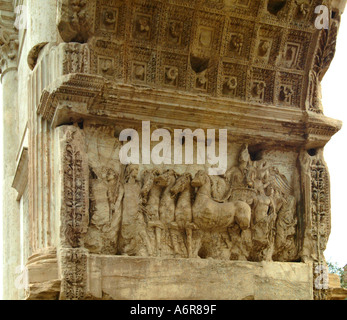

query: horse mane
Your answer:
[198,171,229,203]
[209,173,234,204]
[166,169,179,178]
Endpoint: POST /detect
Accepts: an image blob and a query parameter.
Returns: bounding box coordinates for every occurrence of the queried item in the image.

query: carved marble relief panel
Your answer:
[57,125,90,300]
[83,123,122,255]
[189,58,219,95]
[282,42,301,70]
[60,248,88,300]
[99,6,119,34]
[94,0,128,47]
[57,123,303,263]
[310,158,331,259]
[298,148,332,300]
[61,43,91,75]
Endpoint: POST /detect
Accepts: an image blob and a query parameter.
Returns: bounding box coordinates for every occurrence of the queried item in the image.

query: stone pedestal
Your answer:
[23,250,314,300]
[327,273,347,300]
[86,256,313,300]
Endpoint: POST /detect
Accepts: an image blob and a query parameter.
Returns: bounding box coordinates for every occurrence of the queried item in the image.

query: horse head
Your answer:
[170,172,192,198]
[141,168,162,203]
[155,169,178,187]
[191,170,210,188]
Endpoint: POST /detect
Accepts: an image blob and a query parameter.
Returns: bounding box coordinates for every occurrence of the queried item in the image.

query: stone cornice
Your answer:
[36,73,341,149]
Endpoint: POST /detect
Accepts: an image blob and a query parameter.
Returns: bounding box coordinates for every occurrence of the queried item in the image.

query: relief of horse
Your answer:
[170,172,197,258]
[155,169,180,256]
[191,170,252,231]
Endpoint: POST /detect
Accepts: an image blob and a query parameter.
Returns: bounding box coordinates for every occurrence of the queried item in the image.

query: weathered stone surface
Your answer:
[86,256,313,300]
[25,247,60,300]
[0,4,20,299]
[327,287,347,300]
[26,281,61,300]
[327,274,347,300]
[329,273,341,288]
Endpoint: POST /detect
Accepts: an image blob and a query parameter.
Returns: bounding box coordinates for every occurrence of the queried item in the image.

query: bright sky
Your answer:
[321,15,347,269]
[0,9,346,301]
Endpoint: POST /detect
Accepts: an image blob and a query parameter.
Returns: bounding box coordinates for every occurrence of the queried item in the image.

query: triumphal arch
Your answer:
[1,0,346,299]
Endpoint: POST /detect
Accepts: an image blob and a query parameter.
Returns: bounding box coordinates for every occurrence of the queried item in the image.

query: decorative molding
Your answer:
[59,248,88,300]
[300,148,331,300]
[0,0,18,74]
[60,125,89,249]
[37,73,341,149]
[308,16,340,114]
[59,125,90,300]
[57,0,96,43]
[0,21,18,74]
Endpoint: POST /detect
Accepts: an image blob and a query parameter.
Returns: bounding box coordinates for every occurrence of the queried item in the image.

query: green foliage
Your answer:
[327,261,347,289]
